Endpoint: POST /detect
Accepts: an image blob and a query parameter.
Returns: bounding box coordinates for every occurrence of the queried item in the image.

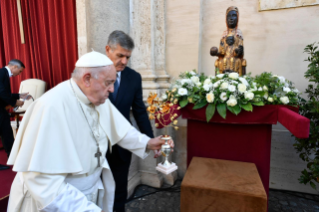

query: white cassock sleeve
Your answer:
[117,126,150,159]
[22,172,102,212]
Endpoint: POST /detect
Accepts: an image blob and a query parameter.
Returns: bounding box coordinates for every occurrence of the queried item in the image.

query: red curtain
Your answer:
[0,0,78,92]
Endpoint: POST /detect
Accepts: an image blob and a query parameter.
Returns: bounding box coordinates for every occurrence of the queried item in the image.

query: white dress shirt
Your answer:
[117,71,121,86]
[5,66,13,77]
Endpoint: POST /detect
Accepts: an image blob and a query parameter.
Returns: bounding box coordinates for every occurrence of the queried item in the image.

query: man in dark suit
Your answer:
[105,31,155,212]
[0,59,28,170]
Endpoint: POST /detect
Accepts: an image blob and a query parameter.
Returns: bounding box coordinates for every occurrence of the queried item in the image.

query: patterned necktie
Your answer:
[113,73,119,100]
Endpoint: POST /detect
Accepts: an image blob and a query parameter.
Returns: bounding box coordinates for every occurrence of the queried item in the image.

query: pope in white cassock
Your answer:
[6,51,173,212]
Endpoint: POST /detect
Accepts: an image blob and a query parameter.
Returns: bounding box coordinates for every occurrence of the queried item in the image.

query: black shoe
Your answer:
[0,164,10,170]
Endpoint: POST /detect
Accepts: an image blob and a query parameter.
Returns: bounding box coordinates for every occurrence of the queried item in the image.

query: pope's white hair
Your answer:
[72,66,111,80]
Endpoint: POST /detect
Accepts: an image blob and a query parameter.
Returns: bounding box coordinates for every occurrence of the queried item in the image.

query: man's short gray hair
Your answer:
[72,66,111,80]
[107,30,134,51]
[8,59,25,68]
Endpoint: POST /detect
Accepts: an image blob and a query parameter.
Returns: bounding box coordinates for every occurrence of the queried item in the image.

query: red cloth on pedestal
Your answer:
[278,107,310,139]
[181,104,310,201]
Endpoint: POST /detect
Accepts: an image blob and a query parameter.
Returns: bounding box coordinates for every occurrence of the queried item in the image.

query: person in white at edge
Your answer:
[7,51,174,212]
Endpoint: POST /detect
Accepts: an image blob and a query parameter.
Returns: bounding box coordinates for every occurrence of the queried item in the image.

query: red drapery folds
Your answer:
[0,0,78,92]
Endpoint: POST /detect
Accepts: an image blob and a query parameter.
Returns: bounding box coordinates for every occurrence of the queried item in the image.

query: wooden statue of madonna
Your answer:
[210,6,247,76]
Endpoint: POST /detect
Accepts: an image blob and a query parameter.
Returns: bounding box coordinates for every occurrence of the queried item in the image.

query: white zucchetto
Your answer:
[75,50,113,67]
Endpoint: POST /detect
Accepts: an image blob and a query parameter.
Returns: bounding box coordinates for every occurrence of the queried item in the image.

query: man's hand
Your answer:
[15,100,24,107]
[20,92,32,100]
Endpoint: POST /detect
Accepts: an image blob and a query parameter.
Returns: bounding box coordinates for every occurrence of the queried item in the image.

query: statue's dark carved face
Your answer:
[226,36,235,46]
[227,11,238,29]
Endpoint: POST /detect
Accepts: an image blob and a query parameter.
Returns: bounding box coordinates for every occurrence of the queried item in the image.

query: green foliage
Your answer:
[293,42,319,190]
[217,103,226,119]
[206,103,216,122]
[240,103,253,112]
[179,97,188,108]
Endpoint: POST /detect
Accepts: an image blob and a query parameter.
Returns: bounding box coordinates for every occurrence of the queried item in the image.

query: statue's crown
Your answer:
[226,6,239,15]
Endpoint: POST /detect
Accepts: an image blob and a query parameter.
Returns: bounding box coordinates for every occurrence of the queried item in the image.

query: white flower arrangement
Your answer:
[164,70,300,121]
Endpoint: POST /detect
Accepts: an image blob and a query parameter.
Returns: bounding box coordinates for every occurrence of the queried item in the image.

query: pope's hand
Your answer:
[147,136,174,156]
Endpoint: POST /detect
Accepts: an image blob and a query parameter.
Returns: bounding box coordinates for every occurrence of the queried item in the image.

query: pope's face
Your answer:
[86,65,116,106]
[105,44,132,72]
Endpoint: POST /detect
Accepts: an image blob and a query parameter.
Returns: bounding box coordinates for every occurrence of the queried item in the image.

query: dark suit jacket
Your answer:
[0,67,19,118]
[109,66,154,163]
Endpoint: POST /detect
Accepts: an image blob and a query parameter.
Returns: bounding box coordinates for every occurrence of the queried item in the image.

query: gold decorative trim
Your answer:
[0,194,9,201]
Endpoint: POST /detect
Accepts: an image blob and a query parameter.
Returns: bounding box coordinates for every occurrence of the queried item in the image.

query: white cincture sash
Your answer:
[65,167,104,204]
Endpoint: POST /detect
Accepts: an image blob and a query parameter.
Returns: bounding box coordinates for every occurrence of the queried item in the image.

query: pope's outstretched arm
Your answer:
[115,126,174,159]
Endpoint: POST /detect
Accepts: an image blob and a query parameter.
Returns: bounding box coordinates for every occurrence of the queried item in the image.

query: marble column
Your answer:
[153,0,170,91]
[77,0,130,55]
[76,0,88,57]
[130,0,159,101]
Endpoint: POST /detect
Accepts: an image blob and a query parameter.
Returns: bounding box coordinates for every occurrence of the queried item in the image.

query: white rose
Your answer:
[228,85,236,92]
[213,81,221,88]
[229,73,239,80]
[220,92,228,102]
[196,82,202,87]
[206,92,215,103]
[204,78,212,85]
[263,85,268,91]
[203,84,213,91]
[209,75,216,79]
[280,96,289,105]
[161,93,167,100]
[191,76,199,84]
[277,76,286,83]
[258,87,262,91]
[283,87,291,93]
[227,98,237,107]
[268,97,274,102]
[244,91,254,100]
[231,80,238,84]
[239,77,249,86]
[217,74,224,78]
[237,84,247,94]
[181,79,192,86]
[189,71,196,75]
[220,82,229,90]
[264,92,268,100]
[178,88,188,96]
